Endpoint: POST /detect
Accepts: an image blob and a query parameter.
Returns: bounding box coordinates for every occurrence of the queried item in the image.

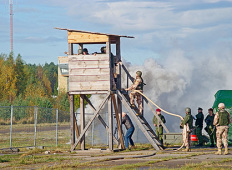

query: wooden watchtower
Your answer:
[55,28,134,151]
[56,28,166,151]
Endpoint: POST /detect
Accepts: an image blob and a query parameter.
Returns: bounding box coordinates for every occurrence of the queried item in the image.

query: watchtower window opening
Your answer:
[58,63,69,76]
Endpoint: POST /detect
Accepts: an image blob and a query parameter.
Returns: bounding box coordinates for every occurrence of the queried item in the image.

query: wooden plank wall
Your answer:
[69,54,110,92]
[68,32,109,44]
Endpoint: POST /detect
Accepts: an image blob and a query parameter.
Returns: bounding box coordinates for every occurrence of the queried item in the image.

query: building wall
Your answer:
[58,56,68,93]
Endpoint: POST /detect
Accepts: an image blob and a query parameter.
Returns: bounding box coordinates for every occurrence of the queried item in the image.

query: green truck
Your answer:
[212,90,232,144]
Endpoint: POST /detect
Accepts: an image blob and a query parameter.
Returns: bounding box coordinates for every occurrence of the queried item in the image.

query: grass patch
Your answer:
[183,157,232,169]
[0,156,10,163]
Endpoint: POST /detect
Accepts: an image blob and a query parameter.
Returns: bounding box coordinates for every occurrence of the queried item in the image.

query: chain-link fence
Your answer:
[0,106,165,150]
[0,106,70,149]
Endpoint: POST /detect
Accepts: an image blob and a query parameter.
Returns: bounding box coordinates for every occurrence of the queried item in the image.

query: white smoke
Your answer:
[122,46,232,133]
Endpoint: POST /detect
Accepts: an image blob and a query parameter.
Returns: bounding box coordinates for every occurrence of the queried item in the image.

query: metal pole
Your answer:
[10,105,13,148]
[34,106,37,147]
[9,0,13,52]
[56,109,58,147]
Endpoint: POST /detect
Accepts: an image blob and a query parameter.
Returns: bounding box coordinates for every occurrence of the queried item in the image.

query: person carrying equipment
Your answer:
[125,71,144,115]
[153,108,166,145]
[180,107,194,152]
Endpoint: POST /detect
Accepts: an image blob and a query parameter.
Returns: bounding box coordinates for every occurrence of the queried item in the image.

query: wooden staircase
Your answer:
[117,90,163,150]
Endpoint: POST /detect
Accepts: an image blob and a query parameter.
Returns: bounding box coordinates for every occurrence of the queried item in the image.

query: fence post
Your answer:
[10,105,13,148]
[56,109,58,147]
[34,106,38,147]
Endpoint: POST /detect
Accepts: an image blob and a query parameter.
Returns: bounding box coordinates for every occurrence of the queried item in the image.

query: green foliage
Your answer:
[53,91,70,112]
[0,53,93,122]
[0,53,59,109]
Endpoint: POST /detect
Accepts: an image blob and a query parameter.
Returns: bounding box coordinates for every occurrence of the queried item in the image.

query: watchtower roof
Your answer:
[54,27,134,44]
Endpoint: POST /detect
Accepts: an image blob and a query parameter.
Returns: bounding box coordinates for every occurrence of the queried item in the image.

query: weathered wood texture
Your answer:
[68,32,109,44]
[69,54,111,92]
[69,94,75,149]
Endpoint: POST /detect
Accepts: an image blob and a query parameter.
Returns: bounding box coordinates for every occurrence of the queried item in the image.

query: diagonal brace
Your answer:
[84,95,119,145]
[71,93,110,151]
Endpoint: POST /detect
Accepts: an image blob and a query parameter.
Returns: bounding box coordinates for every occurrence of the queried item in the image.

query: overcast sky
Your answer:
[0,0,232,65]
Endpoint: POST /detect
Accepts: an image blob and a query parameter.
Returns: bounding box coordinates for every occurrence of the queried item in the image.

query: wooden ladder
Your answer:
[117,90,163,150]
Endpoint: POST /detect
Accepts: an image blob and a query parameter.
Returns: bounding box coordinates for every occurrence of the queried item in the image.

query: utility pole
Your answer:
[9,0,13,53]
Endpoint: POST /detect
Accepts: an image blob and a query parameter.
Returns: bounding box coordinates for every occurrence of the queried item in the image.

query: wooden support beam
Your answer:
[83,95,119,145]
[69,94,75,149]
[112,94,125,149]
[116,36,123,148]
[71,93,110,151]
[116,37,121,61]
[68,43,73,55]
[117,94,123,149]
[80,94,85,150]
[74,114,81,148]
[106,37,112,90]
[108,96,113,150]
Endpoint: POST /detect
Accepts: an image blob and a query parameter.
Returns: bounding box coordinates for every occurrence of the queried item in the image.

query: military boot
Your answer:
[224,147,229,155]
[215,148,222,155]
[183,147,190,152]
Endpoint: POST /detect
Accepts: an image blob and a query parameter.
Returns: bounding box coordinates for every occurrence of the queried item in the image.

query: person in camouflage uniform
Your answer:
[205,108,216,147]
[181,107,194,152]
[195,107,204,146]
[153,108,166,145]
[125,71,143,115]
[213,103,231,155]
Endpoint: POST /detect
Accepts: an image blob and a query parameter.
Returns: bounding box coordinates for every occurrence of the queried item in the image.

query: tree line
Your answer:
[0,53,73,112]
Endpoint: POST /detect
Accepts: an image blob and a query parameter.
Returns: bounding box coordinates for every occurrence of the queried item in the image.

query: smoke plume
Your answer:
[123,46,232,133]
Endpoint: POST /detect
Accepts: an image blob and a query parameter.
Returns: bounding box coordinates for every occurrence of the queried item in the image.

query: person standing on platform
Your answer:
[181,107,194,152]
[82,48,89,55]
[153,108,166,145]
[125,71,143,116]
[205,108,216,147]
[213,103,231,155]
[195,107,204,146]
[122,112,135,150]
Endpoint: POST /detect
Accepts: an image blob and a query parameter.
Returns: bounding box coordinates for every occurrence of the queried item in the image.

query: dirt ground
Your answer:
[0,146,232,169]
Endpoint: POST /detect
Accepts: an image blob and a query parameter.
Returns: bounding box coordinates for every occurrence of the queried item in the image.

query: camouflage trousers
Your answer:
[182,125,191,148]
[156,126,164,145]
[216,126,229,149]
[129,91,143,113]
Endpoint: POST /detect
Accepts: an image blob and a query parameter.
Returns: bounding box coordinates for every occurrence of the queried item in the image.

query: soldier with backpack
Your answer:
[213,103,231,155]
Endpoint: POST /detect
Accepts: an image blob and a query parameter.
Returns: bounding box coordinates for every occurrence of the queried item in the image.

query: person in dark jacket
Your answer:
[122,112,135,150]
[195,107,204,146]
[205,108,216,147]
